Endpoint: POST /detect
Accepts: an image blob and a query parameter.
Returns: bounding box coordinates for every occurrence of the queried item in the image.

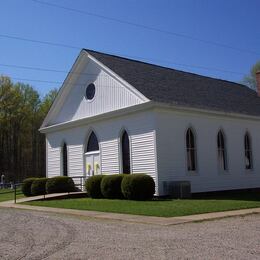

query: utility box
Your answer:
[163,181,191,199]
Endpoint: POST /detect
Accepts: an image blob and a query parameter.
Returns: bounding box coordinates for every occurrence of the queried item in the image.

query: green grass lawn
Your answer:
[24,192,260,217]
[0,189,24,202]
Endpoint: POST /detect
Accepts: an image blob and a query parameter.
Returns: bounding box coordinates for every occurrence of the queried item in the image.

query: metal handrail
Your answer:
[12,176,86,203]
[71,176,87,191]
[0,182,15,190]
[14,183,23,203]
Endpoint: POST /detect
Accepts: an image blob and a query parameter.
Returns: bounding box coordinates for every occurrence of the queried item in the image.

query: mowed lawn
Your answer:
[24,192,260,217]
[0,189,24,202]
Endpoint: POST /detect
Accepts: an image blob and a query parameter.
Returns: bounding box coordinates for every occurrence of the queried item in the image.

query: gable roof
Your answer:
[85,49,260,117]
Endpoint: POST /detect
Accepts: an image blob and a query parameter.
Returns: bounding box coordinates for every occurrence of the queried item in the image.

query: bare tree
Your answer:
[243,61,260,90]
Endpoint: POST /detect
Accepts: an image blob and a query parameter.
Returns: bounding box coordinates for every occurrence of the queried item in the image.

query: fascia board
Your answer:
[39,101,154,133]
[41,50,88,128]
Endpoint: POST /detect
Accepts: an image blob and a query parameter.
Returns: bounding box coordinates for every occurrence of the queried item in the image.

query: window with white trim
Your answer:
[121,130,130,174]
[62,143,68,176]
[186,128,197,171]
[217,130,227,171]
[244,132,253,170]
[85,131,99,153]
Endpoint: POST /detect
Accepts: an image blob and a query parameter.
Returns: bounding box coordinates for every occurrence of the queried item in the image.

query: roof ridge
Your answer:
[83,48,252,91]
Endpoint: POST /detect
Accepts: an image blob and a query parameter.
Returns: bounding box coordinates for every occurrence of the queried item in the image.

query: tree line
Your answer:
[0,75,57,183]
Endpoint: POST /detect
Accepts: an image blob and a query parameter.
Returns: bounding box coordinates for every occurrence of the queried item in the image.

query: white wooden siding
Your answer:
[46,106,260,196]
[100,139,119,174]
[68,144,83,176]
[47,140,60,177]
[46,110,158,192]
[131,132,156,179]
[51,59,145,125]
[155,109,260,195]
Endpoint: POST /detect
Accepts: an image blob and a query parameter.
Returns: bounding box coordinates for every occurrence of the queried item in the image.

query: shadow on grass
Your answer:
[153,189,260,202]
[192,190,260,202]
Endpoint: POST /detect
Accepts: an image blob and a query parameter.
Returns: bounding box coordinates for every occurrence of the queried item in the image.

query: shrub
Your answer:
[31,178,48,196]
[46,176,75,194]
[121,174,155,200]
[21,178,38,197]
[101,174,125,199]
[85,175,104,198]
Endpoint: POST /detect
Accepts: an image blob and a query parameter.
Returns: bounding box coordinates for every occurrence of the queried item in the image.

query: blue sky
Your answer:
[0,0,259,96]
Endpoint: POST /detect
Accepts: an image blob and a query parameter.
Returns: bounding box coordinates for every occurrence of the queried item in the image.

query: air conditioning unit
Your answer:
[163,181,191,199]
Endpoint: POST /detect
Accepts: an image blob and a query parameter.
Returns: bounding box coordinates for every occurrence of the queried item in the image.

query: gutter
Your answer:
[154,102,260,122]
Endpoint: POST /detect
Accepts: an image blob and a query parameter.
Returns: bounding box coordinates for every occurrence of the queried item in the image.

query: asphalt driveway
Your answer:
[0,208,259,260]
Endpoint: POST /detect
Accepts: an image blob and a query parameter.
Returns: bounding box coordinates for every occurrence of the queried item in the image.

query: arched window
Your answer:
[121,130,130,174]
[86,131,99,153]
[217,130,227,171]
[186,128,197,171]
[62,143,68,176]
[244,132,253,170]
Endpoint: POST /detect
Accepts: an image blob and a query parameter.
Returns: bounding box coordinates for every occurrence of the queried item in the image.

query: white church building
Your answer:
[40,49,260,196]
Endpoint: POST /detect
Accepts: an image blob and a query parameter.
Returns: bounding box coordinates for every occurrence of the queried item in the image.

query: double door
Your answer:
[85,151,100,176]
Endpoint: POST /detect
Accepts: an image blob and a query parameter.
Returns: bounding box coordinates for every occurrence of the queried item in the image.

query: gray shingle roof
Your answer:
[85,49,260,117]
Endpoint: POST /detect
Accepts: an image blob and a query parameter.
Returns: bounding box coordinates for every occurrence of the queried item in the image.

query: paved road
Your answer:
[0,208,259,260]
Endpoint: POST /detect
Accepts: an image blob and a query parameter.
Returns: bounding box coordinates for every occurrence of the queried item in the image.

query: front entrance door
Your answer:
[85,151,100,176]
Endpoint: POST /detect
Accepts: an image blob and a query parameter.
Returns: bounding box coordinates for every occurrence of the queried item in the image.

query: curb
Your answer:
[0,194,260,226]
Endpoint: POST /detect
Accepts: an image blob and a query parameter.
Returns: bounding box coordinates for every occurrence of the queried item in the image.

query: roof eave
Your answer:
[39,101,153,134]
[40,100,260,134]
[153,101,260,121]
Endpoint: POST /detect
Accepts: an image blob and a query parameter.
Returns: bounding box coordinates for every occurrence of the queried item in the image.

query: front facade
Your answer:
[45,109,158,191]
[41,49,260,195]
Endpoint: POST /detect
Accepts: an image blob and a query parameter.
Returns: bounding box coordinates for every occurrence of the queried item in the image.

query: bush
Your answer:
[21,178,38,197]
[121,174,155,200]
[31,178,48,196]
[101,174,125,199]
[46,176,75,194]
[85,175,104,198]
